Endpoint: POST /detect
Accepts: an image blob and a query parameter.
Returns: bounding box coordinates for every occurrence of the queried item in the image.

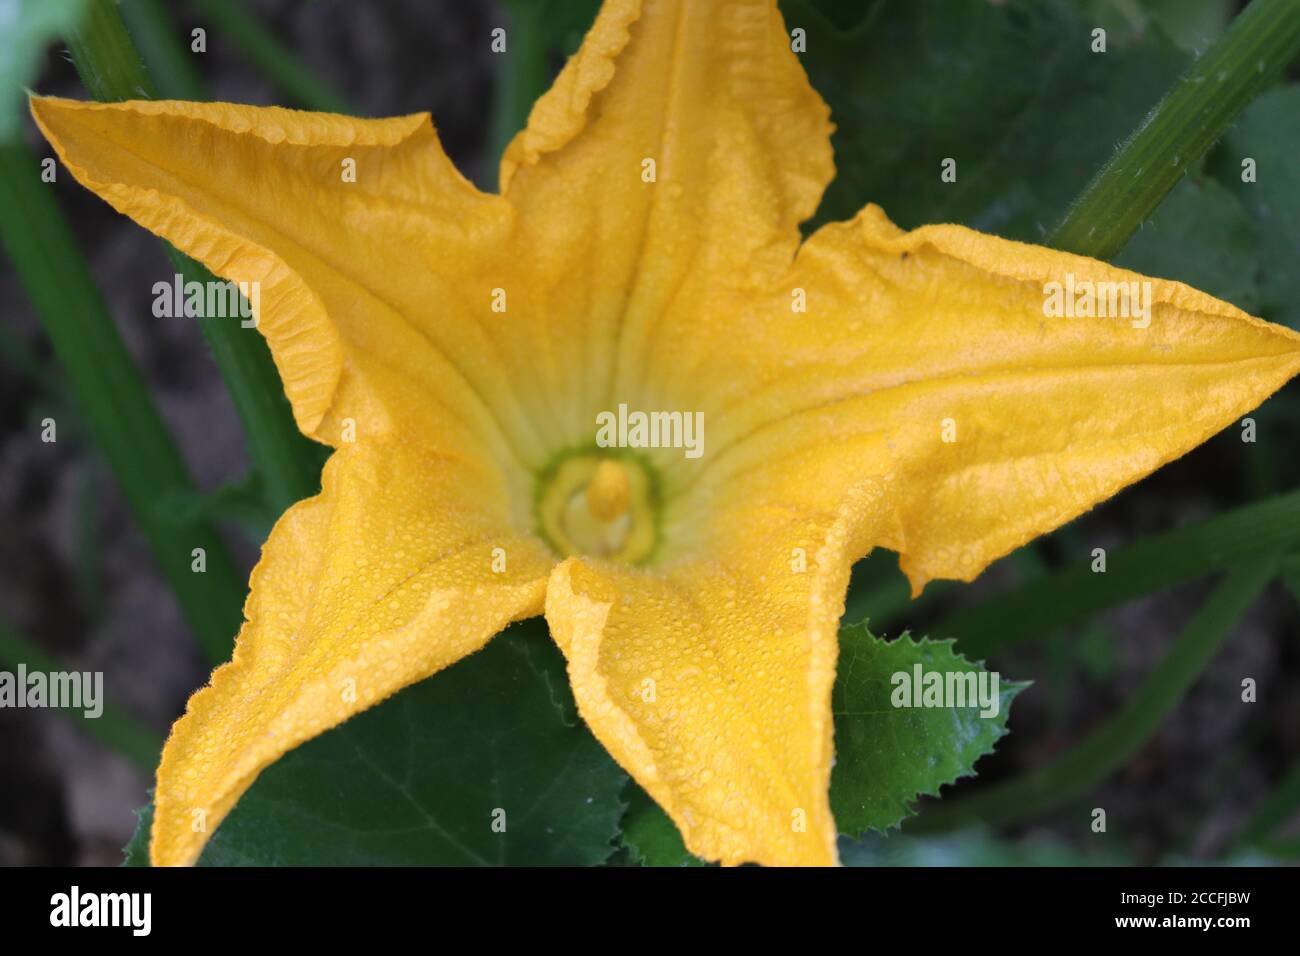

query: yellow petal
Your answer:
[28,97,565,864]
[152,441,555,866]
[499,0,834,438]
[684,203,1300,594]
[29,96,549,476]
[546,435,896,866]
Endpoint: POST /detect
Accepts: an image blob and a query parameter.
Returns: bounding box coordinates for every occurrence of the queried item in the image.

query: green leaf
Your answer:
[122,803,151,867]
[619,783,704,867]
[830,623,1024,837]
[128,623,627,866]
[1113,175,1259,312]
[0,0,88,139]
[789,0,1187,238]
[1209,85,1300,329]
[1080,0,1234,53]
[1138,0,1234,52]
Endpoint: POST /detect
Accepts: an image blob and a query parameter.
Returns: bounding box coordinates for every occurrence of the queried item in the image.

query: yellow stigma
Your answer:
[536,453,657,563]
[585,459,631,522]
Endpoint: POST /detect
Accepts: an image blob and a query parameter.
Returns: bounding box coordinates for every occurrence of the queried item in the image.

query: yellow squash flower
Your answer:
[33,0,1300,867]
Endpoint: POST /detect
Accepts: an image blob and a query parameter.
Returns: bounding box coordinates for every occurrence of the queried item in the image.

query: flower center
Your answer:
[535,453,658,563]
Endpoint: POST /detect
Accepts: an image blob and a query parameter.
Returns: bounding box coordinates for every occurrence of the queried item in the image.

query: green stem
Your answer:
[938,488,1300,659]
[491,0,551,188]
[63,0,156,102]
[0,316,65,398]
[0,621,163,772]
[120,0,207,100]
[0,139,243,663]
[190,0,354,114]
[164,246,324,515]
[907,556,1275,833]
[1232,758,1300,850]
[1048,0,1300,259]
[1249,835,1300,859]
[65,0,324,515]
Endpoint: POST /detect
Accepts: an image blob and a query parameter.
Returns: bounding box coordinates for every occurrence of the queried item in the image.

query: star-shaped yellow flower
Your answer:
[33,0,1300,867]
